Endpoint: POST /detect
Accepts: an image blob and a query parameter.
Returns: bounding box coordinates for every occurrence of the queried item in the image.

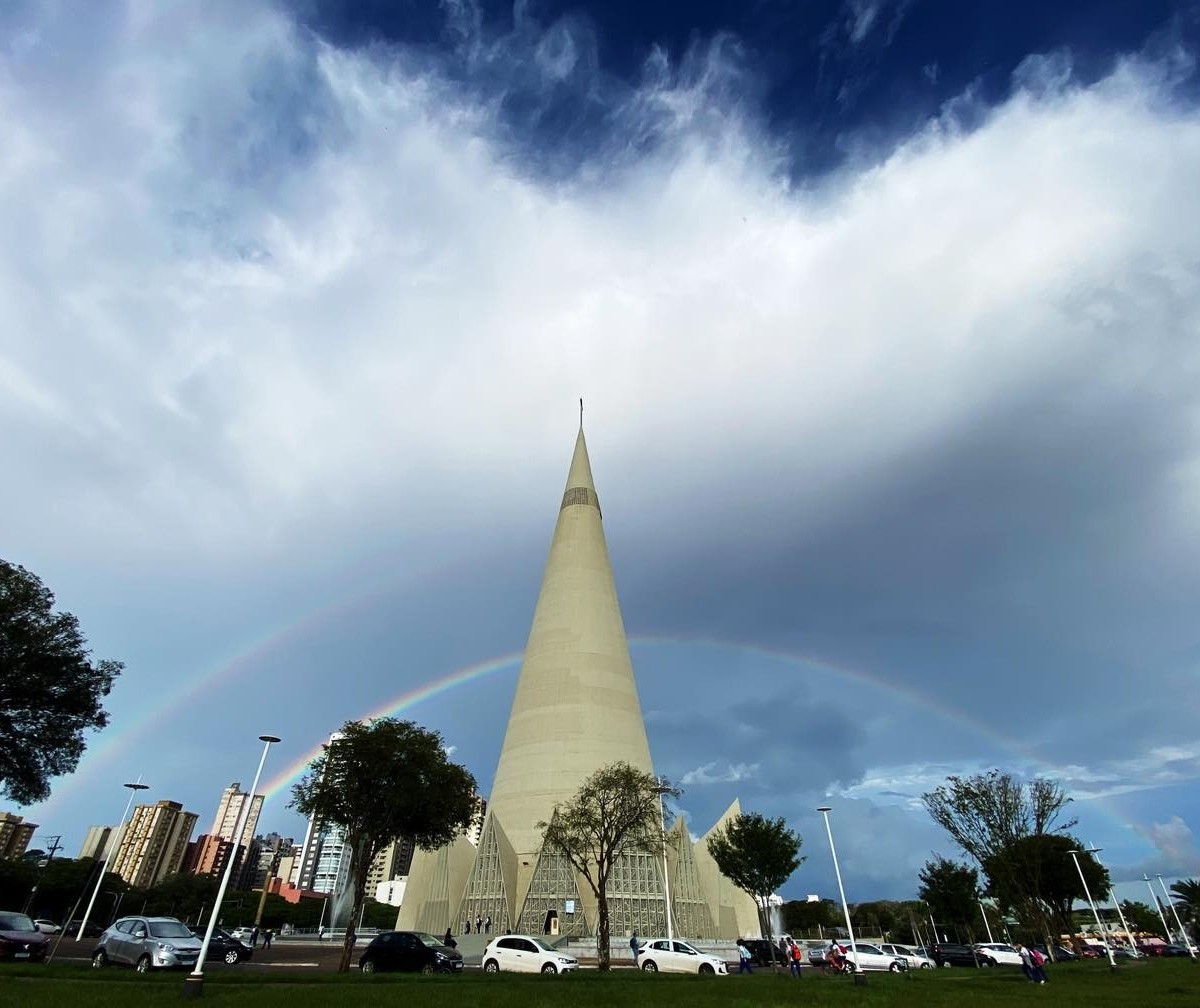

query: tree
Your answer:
[707,812,802,970]
[783,897,839,937]
[0,559,122,804]
[918,856,980,935]
[1121,899,1167,938]
[291,718,477,972]
[921,771,1077,867]
[983,834,1107,942]
[539,762,677,971]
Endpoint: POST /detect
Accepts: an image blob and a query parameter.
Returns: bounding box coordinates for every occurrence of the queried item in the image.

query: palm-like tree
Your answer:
[1169,879,1200,933]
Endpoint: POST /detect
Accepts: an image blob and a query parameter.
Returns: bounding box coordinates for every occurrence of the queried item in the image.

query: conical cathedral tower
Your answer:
[398,423,758,940]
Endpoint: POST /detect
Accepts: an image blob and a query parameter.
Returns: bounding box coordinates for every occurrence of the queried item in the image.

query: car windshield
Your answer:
[531,937,557,952]
[149,921,195,939]
[416,932,446,948]
[0,913,36,932]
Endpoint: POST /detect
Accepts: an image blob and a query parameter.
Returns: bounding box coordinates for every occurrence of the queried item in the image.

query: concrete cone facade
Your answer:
[398,426,760,940]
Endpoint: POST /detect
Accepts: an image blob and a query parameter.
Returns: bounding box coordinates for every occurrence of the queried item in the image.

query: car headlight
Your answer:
[557,957,573,964]
[157,943,177,952]
[435,951,449,960]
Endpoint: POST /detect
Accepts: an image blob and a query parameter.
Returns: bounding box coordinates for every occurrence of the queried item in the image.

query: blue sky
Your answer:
[3,0,1200,908]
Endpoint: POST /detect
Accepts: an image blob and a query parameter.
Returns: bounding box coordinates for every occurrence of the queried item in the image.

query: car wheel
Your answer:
[135,955,152,973]
[541,962,558,974]
[889,962,903,972]
[699,963,715,975]
[224,949,241,965]
[942,962,952,968]
[91,950,107,969]
[483,959,500,973]
[421,963,436,974]
[361,959,376,974]
[642,960,658,972]
[980,958,993,967]
[921,962,932,969]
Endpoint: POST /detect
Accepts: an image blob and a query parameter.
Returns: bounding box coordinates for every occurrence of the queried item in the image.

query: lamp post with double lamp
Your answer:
[184,735,279,999]
[76,780,149,941]
[1145,875,1174,947]
[1085,847,1136,955]
[1157,874,1197,959]
[1068,849,1115,969]
[978,900,995,942]
[816,806,864,983]
[653,780,674,941]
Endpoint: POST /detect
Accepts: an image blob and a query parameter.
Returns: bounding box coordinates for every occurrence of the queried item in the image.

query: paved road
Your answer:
[51,938,365,973]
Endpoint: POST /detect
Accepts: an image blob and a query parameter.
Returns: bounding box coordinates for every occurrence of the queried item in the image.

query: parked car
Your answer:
[1034,944,1077,962]
[974,942,1023,966]
[879,943,935,968]
[930,942,980,967]
[63,920,106,938]
[33,920,60,935]
[743,938,788,966]
[358,930,464,973]
[190,927,253,964]
[91,916,203,971]
[228,926,254,941]
[836,941,908,972]
[0,911,50,962]
[636,938,728,975]
[481,934,578,973]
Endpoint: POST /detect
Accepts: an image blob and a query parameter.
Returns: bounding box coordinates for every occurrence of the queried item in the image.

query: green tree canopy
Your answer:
[918,856,980,931]
[539,762,678,971]
[1120,899,1168,938]
[706,812,803,963]
[1170,878,1199,934]
[0,559,121,804]
[983,834,1108,940]
[783,897,839,936]
[291,718,477,972]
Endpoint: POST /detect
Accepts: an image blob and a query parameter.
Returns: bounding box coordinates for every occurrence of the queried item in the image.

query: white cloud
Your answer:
[682,761,760,786]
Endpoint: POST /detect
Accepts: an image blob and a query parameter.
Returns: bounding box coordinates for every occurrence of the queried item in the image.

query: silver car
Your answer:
[92,916,203,971]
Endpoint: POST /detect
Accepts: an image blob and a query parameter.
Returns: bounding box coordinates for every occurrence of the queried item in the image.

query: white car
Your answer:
[481,934,579,974]
[637,938,728,975]
[33,920,60,935]
[974,942,1023,966]
[879,943,934,969]
[838,941,908,972]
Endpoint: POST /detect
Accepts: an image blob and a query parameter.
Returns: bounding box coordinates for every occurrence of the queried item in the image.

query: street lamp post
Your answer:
[1157,874,1197,960]
[1068,849,1115,969]
[978,900,994,943]
[184,735,279,998]
[1145,875,1174,946]
[76,780,149,941]
[817,806,864,983]
[1086,847,1136,955]
[653,780,674,941]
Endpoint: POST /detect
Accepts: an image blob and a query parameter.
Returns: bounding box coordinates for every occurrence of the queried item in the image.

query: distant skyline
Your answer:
[3,0,1200,908]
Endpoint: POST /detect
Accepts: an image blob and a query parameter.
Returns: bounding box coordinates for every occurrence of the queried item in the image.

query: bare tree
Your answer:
[539,762,678,971]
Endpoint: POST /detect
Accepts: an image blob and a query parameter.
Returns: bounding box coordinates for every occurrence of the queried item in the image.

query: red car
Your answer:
[0,911,51,962]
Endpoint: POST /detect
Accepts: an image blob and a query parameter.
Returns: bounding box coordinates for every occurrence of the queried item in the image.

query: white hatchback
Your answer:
[482,934,579,974]
[637,938,728,975]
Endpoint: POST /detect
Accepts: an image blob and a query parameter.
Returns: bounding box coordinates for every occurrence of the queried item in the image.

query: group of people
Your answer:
[732,936,809,974]
[1017,944,1050,983]
[463,915,492,934]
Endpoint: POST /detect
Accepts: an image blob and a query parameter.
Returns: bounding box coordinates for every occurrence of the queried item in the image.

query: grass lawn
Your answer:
[2,958,1196,1008]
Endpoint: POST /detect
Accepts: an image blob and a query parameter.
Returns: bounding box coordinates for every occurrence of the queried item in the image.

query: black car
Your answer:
[743,939,788,966]
[0,911,50,963]
[190,927,253,965]
[358,931,464,974]
[930,942,979,967]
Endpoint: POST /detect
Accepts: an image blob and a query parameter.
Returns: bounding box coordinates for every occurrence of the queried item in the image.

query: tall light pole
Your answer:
[1157,874,1197,959]
[77,780,149,940]
[1086,847,1136,954]
[1068,849,1115,969]
[978,900,994,943]
[817,806,863,981]
[654,780,674,941]
[1145,875,1173,945]
[184,735,279,998]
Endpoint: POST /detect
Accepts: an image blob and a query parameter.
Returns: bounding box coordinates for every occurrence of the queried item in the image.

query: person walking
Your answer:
[484,915,492,934]
[1029,946,1049,983]
[736,938,753,974]
[1017,944,1037,982]
[442,928,457,949]
[788,938,803,977]
[262,928,274,950]
[250,925,259,949]
[630,932,640,965]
